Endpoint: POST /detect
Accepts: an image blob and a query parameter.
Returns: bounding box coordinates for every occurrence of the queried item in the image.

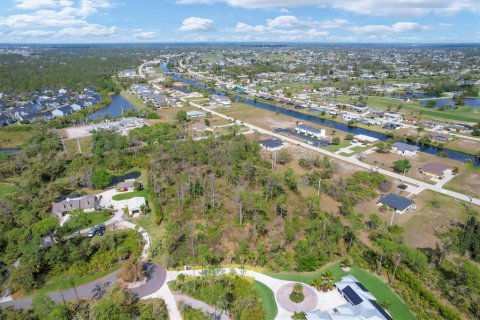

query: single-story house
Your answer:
[117,179,136,191]
[384,112,403,121]
[391,142,419,157]
[295,123,326,138]
[211,94,231,107]
[354,134,379,144]
[186,110,206,119]
[428,133,453,143]
[259,139,284,151]
[306,275,393,320]
[52,195,99,218]
[420,162,454,179]
[342,112,364,122]
[378,193,415,214]
[126,197,146,216]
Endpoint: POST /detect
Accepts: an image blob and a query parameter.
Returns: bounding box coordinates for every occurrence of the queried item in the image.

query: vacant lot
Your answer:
[0,125,34,149]
[445,137,480,155]
[444,164,480,198]
[357,190,477,249]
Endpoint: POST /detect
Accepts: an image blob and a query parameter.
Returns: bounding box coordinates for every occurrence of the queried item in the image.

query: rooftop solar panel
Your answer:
[369,299,394,320]
[342,285,363,306]
[355,281,369,292]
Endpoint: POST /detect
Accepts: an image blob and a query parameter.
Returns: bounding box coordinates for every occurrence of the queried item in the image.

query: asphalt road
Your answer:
[0,263,166,310]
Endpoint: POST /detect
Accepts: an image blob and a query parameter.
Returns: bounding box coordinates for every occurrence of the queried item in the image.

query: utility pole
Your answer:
[317,177,322,196]
[390,209,396,226]
[60,135,67,154]
[392,253,402,281]
[77,136,82,154]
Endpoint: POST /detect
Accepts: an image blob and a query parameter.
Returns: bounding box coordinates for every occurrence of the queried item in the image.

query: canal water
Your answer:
[0,148,21,155]
[161,63,480,166]
[87,95,137,120]
[420,97,480,108]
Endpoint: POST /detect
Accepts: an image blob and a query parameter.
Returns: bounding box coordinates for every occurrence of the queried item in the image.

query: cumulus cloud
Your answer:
[266,15,307,28]
[351,22,427,34]
[134,31,159,39]
[320,18,349,28]
[1,0,116,40]
[176,0,479,16]
[179,17,215,31]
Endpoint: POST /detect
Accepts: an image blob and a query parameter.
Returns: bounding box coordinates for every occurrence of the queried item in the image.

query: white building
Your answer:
[295,123,326,138]
[211,94,231,107]
[186,110,206,119]
[126,197,146,216]
[391,142,419,157]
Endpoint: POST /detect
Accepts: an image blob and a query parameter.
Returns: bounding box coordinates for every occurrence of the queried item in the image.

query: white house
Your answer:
[186,110,206,119]
[391,141,419,157]
[211,94,231,107]
[295,123,326,138]
[384,112,403,121]
[126,197,146,216]
[342,112,364,122]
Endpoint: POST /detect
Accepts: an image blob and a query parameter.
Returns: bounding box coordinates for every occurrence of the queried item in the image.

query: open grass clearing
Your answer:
[0,182,18,201]
[0,124,34,149]
[112,189,149,201]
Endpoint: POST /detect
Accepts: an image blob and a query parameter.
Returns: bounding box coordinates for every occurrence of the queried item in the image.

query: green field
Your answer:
[267,262,415,320]
[0,183,18,201]
[112,190,148,201]
[331,95,480,123]
[254,280,278,320]
[0,124,34,148]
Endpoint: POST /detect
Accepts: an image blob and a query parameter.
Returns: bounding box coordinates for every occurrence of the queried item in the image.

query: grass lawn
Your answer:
[0,124,34,148]
[112,190,148,201]
[326,141,351,152]
[31,264,122,296]
[0,183,18,201]
[444,164,480,198]
[267,262,415,320]
[254,280,278,320]
[60,210,113,235]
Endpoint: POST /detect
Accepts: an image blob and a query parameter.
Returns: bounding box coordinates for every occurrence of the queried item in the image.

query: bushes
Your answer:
[289,283,305,303]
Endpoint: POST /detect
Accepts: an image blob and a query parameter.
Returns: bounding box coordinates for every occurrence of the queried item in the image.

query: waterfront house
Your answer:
[391,142,419,157]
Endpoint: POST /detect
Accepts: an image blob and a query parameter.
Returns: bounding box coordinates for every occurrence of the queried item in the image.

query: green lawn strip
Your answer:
[32,264,122,295]
[112,190,148,201]
[267,262,414,320]
[60,211,112,235]
[0,124,34,148]
[253,280,278,320]
[120,90,149,112]
[0,183,19,201]
[326,141,351,152]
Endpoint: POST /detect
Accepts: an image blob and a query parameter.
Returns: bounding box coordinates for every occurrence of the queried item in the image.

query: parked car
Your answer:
[88,226,97,238]
[398,184,408,190]
[97,224,106,236]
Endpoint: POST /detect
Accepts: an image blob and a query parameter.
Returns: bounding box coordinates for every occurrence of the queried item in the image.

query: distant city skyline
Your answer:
[0,0,478,43]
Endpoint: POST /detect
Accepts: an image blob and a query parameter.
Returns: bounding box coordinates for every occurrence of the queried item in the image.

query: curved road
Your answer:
[0,263,166,310]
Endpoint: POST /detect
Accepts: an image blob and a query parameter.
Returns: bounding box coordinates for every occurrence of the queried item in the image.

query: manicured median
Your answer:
[254,280,278,320]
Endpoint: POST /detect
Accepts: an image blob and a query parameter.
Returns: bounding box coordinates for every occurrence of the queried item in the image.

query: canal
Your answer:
[161,63,480,166]
[87,95,137,120]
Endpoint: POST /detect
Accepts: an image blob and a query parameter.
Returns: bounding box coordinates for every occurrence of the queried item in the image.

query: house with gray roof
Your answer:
[391,141,419,157]
[307,275,393,320]
[52,195,99,218]
[378,193,415,214]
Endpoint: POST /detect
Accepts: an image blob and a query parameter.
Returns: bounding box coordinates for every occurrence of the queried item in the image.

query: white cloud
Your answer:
[56,24,116,37]
[14,0,74,10]
[176,0,479,16]
[134,31,159,39]
[351,22,427,34]
[9,30,57,37]
[320,18,349,28]
[266,15,307,28]
[179,17,215,31]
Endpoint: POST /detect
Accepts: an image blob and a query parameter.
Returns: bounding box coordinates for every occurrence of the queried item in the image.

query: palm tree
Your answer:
[92,281,111,299]
[321,270,335,291]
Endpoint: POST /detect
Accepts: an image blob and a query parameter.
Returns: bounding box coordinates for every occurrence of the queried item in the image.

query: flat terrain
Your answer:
[0,125,34,149]
[356,190,477,249]
[444,164,480,198]
[0,182,18,201]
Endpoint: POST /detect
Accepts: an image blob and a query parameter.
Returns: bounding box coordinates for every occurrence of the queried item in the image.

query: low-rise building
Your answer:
[420,162,454,179]
[306,275,393,320]
[259,139,284,151]
[428,133,453,143]
[125,197,146,216]
[378,193,415,214]
[353,134,379,144]
[342,112,364,122]
[52,195,99,218]
[391,142,419,157]
[295,123,326,138]
[186,110,206,119]
[211,94,231,107]
[384,112,403,121]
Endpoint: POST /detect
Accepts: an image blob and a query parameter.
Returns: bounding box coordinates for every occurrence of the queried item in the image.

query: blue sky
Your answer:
[0,0,478,43]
